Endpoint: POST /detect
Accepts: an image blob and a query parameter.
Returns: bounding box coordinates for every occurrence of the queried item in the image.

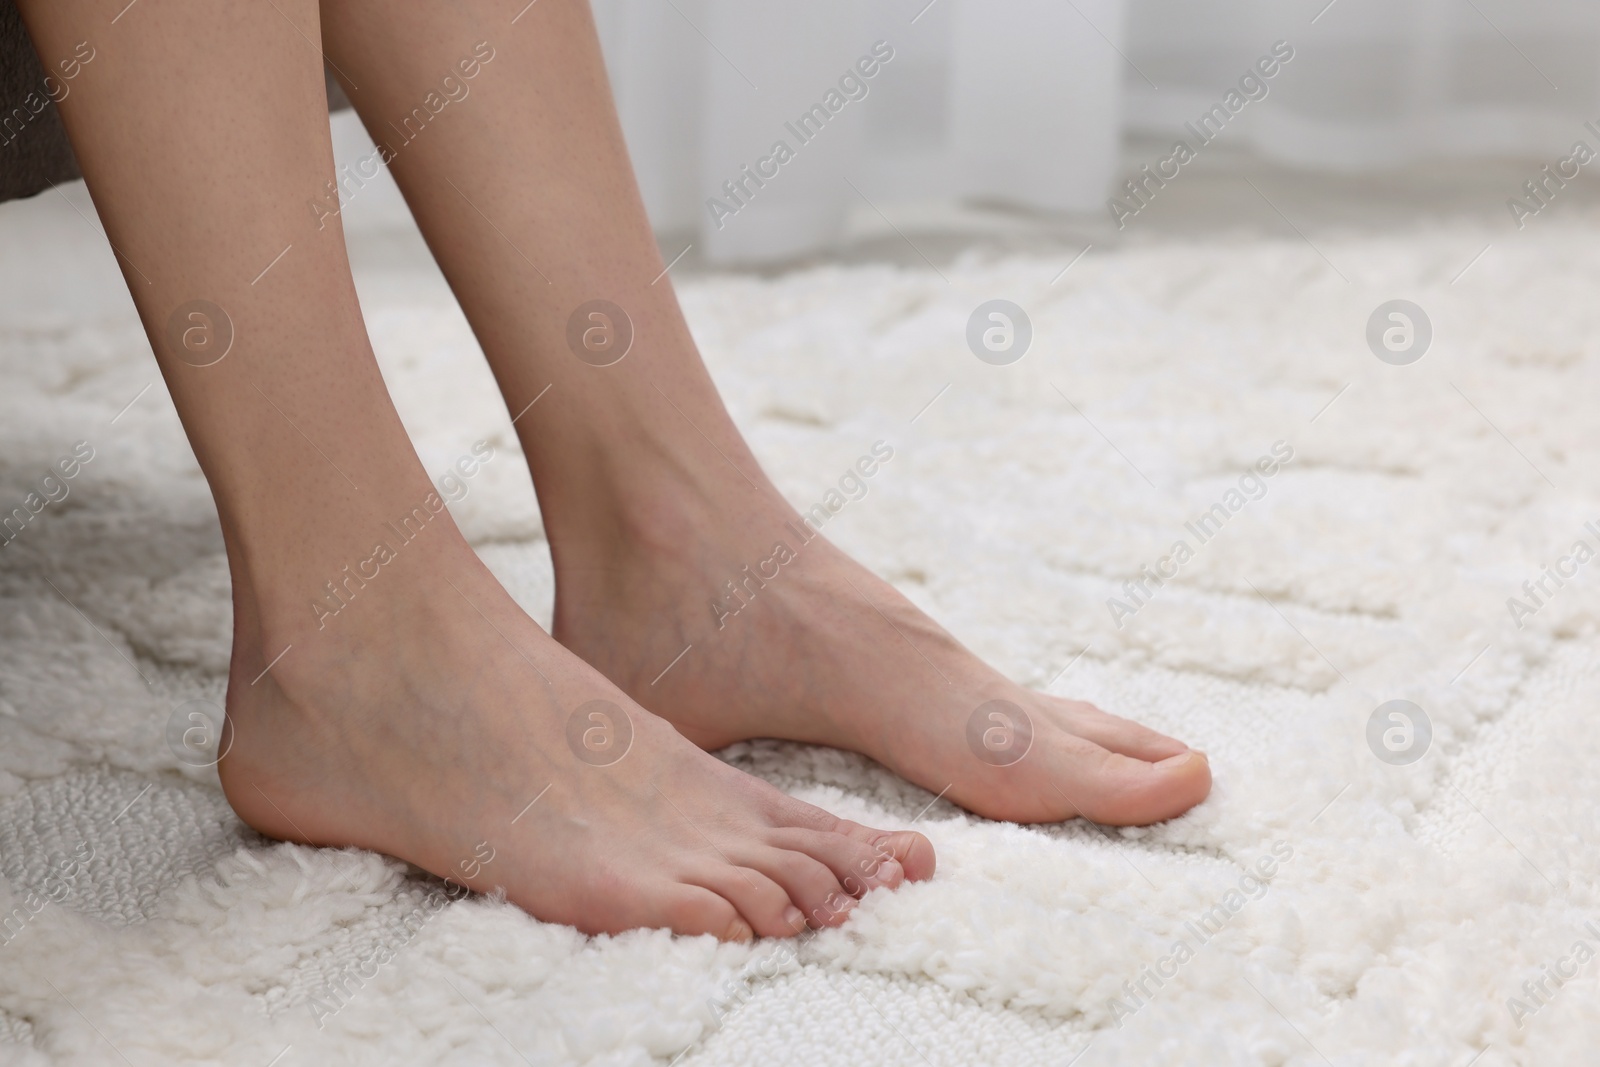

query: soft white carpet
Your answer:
[2,209,1599,1066]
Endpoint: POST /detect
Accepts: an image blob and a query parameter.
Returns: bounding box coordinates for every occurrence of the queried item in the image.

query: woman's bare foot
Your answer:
[218,534,933,940]
[18,0,930,945]
[294,0,1205,828]
[552,464,1211,827]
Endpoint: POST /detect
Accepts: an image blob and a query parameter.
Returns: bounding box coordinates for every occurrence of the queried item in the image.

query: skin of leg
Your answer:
[17,0,931,940]
[318,0,1211,826]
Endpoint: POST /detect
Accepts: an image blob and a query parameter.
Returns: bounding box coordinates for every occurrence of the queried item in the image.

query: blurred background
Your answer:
[318,0,1600,264]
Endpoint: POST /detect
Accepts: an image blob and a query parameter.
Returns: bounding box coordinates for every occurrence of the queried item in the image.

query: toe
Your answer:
[765,828,903,898]
[831,821,937,883]
[1055,745,1211,826]
[761,793,937,883]
[685,865,806,939]
[740,842,859,928]
[1054,698,1190,761]
[658,883,755,942]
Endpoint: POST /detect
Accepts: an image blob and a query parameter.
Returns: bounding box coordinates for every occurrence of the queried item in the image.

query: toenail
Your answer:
[783,906,805,931]
[875,859,903,886]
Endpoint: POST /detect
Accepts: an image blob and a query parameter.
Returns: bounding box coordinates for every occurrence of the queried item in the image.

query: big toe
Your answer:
[1057,698,1191,762]
[1055,747,1211,826]
[876,829,936,881]
[833,820,937,883]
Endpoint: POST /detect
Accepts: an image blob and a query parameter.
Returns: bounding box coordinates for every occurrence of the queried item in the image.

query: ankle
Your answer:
[540,438,774,569]
[241,514,478,661]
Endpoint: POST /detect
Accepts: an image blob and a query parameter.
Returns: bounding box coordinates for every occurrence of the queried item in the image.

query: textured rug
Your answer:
[1,210,1598,1066]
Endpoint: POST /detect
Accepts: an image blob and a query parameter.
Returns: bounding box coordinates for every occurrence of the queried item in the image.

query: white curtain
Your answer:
[592,0,1124,262]
[590,0,1600,263]
[1125,0,1600,170]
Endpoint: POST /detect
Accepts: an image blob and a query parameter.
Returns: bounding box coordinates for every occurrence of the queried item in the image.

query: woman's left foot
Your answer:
[550,464,1211,826]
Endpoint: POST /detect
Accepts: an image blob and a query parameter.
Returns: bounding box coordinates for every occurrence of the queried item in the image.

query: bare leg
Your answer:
[319,1,1210,825]
[18,0,930,939]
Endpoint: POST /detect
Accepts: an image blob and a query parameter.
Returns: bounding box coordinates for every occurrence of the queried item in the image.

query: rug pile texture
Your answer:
[1,213,1598,1065]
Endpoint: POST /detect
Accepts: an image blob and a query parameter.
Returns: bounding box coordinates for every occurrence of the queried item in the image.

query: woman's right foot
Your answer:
[216,531,933,940]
